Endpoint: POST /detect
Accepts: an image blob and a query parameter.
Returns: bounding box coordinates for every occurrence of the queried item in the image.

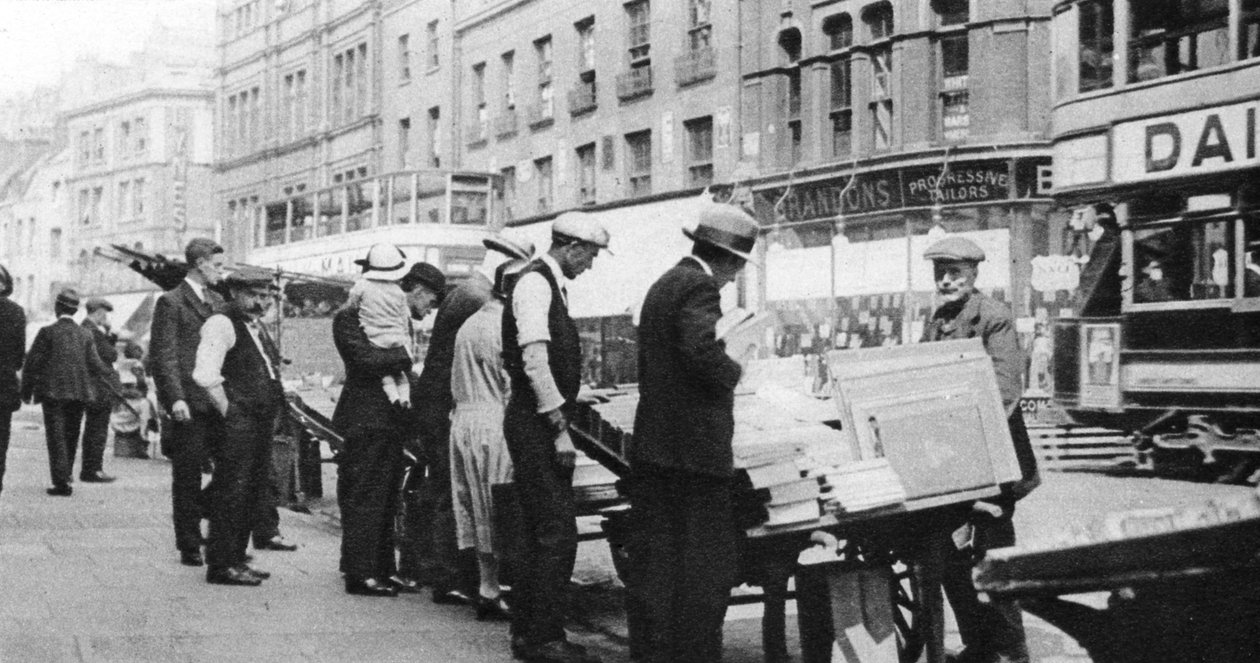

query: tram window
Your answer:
[1245,0,1260,59]
[1129,0,1230,82]
[1133,220,1233,303]
[1244,220,1260,297]
[1079,0,1114,92]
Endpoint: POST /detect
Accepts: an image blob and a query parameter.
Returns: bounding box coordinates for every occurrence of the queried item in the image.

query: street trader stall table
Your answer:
[571,339,1026,663]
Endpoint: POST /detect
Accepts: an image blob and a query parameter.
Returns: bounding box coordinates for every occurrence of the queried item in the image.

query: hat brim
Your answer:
[684,228,759,265]
[363,264,410,281]
[483,236,532,260]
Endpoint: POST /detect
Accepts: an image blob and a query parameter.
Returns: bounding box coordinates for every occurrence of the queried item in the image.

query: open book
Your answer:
[716,307,770,363]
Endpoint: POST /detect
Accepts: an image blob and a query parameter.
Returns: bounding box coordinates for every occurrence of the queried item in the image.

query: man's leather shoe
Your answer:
[519,640,602,663]
[242,564,270,580]
[79,471,116,483]
[511,636,529,660]
[180,550,205,567]
[432,587,471,605]
[475,595,512,621]
[345,577,398,597]
[388,575,424,594]
[206,566,262,586]
[255,536,298,551]
[46,485,72,496]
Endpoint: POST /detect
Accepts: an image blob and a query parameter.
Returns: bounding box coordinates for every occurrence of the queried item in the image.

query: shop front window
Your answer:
[1132,218,1234,303]
[1129,0,1229,82]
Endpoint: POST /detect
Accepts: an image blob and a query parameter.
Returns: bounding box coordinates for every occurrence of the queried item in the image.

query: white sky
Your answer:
[0,0,214,98]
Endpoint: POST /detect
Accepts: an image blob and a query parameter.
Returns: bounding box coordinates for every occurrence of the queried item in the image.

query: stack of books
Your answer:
[735,445,822,528]
[814,458,907,514]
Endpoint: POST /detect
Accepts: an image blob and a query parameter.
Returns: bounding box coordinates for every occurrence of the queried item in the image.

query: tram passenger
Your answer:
[1134,258,1175,303]
[1245,241,1260,297]
[920,237,1039,663]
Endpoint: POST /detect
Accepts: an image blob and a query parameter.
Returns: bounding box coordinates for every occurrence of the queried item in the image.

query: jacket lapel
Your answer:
[182,282,213,320]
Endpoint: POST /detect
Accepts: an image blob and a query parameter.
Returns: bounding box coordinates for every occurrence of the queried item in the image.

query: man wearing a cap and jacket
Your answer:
[397,231,533,601]
[80,297,119,484]
[21,289,120,496]
[192,268,286,586]
[151,237,228,566]
[333,256,446,597]
[627,204,756,663]
[501,212,608,663]
[920,236,1037,663]
[0,264,25,496]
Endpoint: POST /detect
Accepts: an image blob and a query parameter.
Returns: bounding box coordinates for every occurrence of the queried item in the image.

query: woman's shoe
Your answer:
[475,595,511,621]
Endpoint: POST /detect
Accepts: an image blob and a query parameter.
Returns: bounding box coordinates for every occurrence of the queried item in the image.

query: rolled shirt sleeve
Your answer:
[512,271,566,413]
[193,315,235,394]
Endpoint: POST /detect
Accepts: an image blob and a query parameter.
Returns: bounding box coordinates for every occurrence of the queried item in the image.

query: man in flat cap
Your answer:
[21,289,120,496]
[920,236,1038,663]
[501,212,609,663]
[397,231,533,601]
[333,256,445,597]
[0,263,25,496]
[151,237,227,566]
[192,268,284,586]
[627,204,756,663]
[79,297,119,484]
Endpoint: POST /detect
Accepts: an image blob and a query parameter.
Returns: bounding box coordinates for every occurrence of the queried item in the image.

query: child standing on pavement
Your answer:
[347,245,414,409]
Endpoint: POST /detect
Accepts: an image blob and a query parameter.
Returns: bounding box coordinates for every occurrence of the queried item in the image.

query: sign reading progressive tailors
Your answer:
[1113,99,1260,184]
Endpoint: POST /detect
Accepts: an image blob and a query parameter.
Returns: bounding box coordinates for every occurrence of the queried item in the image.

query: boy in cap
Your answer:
[920,236,1037,663]
[80,297,119,483]
[347,243,420,410]
[21,289,120,496]
[627,204,757,663]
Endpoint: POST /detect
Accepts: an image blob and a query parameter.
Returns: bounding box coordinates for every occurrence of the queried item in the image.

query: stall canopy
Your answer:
[514,193,731,319]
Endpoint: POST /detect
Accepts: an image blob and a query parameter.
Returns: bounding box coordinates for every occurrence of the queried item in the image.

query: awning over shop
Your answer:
[514,194,729,319]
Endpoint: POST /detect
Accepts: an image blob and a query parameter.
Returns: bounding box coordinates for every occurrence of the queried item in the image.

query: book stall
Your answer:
[571,338,1026,663]
[975,493,1260,662]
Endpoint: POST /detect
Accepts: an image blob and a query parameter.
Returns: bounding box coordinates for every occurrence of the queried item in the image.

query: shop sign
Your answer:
[1113,99,1260,184]
[1031,254,1081,292]
[755,158,1032,224]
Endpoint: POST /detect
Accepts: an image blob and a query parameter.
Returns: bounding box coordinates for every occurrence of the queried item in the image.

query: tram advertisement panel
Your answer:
[1080,322,1121,407]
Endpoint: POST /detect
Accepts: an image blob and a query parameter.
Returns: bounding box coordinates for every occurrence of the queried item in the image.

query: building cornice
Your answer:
[61,87,214,121]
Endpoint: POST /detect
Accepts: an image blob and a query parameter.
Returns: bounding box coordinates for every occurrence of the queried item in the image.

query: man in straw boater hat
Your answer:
[192,267,286,586]
[920,236,1038,663]
[22,288,121,496]
[0,263,25,497]
[501,212,609,663]
[626,203,758,663]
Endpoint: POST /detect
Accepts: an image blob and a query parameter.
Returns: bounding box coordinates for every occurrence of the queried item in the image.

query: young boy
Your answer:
[347,271,414,409]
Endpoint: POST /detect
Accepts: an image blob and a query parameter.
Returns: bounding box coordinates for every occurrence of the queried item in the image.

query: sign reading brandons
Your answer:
[1113,99,1260,184]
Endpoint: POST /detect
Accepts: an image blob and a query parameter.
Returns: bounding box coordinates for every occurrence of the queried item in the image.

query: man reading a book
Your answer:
[921,236,1039,663]
[627,204,757,663]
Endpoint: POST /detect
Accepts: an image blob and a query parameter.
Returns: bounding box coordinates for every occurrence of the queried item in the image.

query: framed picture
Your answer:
[1080,322,1121,407]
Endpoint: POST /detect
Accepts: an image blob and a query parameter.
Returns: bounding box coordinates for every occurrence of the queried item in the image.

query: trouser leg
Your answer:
[504,405,577,646]
[171,415,216,553]
[252,422,288,547]
[0,411,10,492]
[80,403,110,476]
[338,429,403,579]
[413,412,461,590]
[205,410,270,568]
[943,509,1028,659]
[43,400,81,488]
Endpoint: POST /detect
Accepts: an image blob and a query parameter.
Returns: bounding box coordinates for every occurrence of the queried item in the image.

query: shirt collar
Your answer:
[58,313,75,321]
[538,252,568,287]
[185,277,205,302]
[683,255,714,277]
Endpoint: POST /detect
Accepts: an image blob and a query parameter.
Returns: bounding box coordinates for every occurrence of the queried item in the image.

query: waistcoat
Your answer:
[502,260,582,414]
[222,311,285,415]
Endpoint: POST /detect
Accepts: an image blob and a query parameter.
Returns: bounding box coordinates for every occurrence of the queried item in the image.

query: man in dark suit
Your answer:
[627,205,755,663]
[921,236,1037,663]
[0,264,25,497]
[501,213,609,663]
[333,256,445,597]
[79,297,119,483]
[21,289,119,496]
[192,268,286,587]
[399,232,533,601]
[150,237,227,566]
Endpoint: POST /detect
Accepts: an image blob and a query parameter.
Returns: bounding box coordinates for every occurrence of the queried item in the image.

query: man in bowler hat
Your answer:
[333,255,446,597]
[920,236,1038,663]
[193,268,286,586]
[0,264,25,496]
[628,204,757,663]
[79,297,119,483]
[150,237,228,567]
[21,289,120,496]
